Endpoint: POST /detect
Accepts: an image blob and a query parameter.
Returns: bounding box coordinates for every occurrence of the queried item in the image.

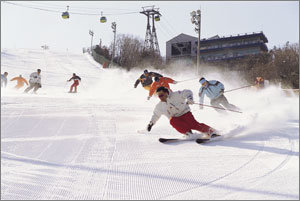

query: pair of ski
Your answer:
[159,134,221,144]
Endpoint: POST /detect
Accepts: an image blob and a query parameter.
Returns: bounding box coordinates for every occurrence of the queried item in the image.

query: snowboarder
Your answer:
[10,75,29,89]
[134,69,163,91]
[198,77,239,113]
[67,73,81,93]
[1,72,8,88]
[147,76,178,100]
[24,69,42,94]
[147,86,218,139]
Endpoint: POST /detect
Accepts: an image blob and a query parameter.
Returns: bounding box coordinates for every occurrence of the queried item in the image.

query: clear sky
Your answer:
[1,1,299,56]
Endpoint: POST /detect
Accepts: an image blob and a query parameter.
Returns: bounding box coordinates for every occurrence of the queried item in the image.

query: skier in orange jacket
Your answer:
[147,76,178,100]
[10,75,29,89]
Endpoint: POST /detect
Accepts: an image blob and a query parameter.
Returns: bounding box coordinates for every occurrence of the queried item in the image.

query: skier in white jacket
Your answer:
[147,86,218,139]
[24,69,42,94]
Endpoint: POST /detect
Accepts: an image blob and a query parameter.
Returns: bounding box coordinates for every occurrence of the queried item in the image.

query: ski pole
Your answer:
[194,102,242,114]
[224,85,254,93]
[177,77,199,83]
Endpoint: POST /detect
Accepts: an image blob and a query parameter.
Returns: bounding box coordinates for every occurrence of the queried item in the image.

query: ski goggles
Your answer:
[199,79,207,85]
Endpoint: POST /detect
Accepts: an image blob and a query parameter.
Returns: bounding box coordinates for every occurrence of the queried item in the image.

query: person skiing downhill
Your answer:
[1,72,8,88]
[147,86,219,139]
[24,69,42,94]
[255,76,265,89]
[134,69,163,91]
[10,75,28,89]
[67,73,81,93]
[198,77,239,113]
[147,76,178,100]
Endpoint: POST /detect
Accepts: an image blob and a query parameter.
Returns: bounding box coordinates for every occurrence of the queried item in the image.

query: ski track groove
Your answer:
[2,108,26,133]
[36,99,75,199]
[101,116,118,200]
[157,138,267,199]
[2,97,44,137]
[65,105,101,199]
[35,119,67,159]
[253,130,295,180]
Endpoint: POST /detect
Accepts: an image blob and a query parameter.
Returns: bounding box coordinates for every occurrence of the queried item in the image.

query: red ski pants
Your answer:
[170,112,212,135]
[70,80,79,92]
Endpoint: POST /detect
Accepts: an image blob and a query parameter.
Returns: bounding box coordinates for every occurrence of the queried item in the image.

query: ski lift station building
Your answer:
[166,31,268,63]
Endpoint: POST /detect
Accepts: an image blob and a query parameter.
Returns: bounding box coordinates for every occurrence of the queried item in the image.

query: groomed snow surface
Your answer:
[1,49,299,200]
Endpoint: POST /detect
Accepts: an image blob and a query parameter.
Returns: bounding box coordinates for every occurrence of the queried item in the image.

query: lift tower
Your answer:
[140,6,161,55]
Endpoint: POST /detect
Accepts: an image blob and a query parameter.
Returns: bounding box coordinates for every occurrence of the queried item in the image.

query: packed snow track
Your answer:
[1,49,299,199]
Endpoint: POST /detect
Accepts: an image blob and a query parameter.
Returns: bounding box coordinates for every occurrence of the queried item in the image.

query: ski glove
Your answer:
[220,89,224,95]
[173,81,178,84]
[147,122,154,132]
[147,96,151,100]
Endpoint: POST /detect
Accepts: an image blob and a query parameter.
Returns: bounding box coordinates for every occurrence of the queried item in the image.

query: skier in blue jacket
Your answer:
[1,72,8,88]
[198,77,239,113]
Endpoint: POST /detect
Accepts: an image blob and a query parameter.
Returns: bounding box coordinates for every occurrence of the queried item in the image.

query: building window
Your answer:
[171,42,191,56]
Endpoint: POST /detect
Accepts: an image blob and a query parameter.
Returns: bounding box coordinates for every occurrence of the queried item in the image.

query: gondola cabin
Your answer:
[62,11,69,19]
[154,15,160,21]
[100,16,107,23]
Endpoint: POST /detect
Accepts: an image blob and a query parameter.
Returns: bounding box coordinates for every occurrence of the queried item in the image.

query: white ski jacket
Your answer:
[150,89,194,125]
[29,72,41,84]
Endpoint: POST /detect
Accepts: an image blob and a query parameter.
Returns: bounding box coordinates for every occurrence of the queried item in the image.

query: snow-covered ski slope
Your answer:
[1,49,299,200]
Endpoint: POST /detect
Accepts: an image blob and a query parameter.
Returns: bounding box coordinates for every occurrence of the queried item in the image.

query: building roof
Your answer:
[200,32,268,44]
[167,32,268,44]
[166,33,197,43]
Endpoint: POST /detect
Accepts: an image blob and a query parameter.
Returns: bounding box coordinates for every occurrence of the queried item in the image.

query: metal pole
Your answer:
[194,103,242,114]
[89,30,94,55]
[197,10,201,75]
[191,9,201,76]
[197,26,200,75]
[224,85,254,93]
[90,34,93,56]
[111,22,116,64]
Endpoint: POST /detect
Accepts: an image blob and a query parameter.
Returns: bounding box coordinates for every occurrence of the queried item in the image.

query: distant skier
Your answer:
[198,77,239,113]
[10,75,29,89]
[24,69,42,94]
[255,76,265,89]
[134,69,163,91]
[67,73,81,93]
[1,72,8,88]
[147,76,178,100]
[146,86,219,139]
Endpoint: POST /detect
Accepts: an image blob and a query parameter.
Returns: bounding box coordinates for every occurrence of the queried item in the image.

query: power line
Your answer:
[162,15,180,35]
[3,1,140,16]
[22,1,138,12]
[4,1,62,14]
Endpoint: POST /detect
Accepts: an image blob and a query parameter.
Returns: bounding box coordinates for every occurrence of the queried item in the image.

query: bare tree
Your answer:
[112,34,144,70]
[214,42,299,88]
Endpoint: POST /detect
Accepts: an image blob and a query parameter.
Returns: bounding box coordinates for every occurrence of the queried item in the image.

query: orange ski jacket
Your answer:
[10,76,28,87]
[149,77,176,97]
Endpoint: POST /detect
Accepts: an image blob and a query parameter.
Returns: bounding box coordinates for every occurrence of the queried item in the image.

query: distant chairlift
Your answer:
[62,6,70,19]
[100,11,107,23]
